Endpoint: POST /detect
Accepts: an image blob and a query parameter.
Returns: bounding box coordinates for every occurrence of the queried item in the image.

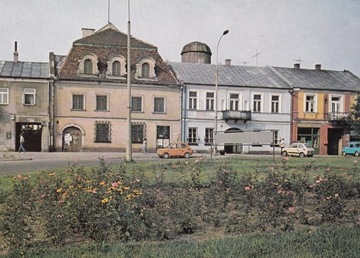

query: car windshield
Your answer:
[304,143,312,148]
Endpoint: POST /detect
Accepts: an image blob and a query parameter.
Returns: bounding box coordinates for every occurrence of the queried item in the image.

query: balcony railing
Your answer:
[222,110,251,123]
[327,112,351,122]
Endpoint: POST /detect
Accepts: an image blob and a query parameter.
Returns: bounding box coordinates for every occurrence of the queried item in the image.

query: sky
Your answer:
[1,0,360,76]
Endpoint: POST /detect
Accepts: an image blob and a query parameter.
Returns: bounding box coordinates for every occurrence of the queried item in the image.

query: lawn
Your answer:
[0,155,359,257]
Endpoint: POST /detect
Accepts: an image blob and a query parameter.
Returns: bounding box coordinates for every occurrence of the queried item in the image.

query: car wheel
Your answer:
[183,152,190,158]
[162,152,170,159]
[355,152,359,157]
[220,150,225,155]
[282,151,288,156]
[342,151,347,156]
[299,152,305,158]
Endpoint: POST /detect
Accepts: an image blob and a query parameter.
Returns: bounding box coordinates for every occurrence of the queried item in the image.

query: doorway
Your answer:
[16,123,42,152]
[62,127,82,152]
[327,128,343,155]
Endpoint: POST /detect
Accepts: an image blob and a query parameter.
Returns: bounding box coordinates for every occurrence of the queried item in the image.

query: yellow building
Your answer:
[50,23,180,152]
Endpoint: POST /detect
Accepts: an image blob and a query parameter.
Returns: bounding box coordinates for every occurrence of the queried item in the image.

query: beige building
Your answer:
[0,45,50,152]
[51,23,180,152]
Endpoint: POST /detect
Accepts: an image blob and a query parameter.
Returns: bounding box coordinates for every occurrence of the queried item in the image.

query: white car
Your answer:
[282,142,315,157]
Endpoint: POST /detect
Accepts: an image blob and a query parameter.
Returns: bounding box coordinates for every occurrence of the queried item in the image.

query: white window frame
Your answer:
[23,88,36,105]
[329,94,343,113]
[188,127,198,145]
[0,88,9,105]
[305,93,317,113]
[135,58,156,79]
[106,56,126,77]
[154,96,166,113]
[229,93,239,111]
[77,54,98,76]
[206,92,215,111]
[205,127,214,145]
[189,91,198,110]
[252,93,262,112]
[271,94,280,113]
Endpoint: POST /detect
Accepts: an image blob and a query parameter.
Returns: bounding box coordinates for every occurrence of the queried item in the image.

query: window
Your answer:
[84,59,93,74]
[24,88,36,105]
[96,95,108,111]
[72,94,85,110]
[305,95,316,112]
[141,63,150,77]
[253,94,262,112]
[189,91,197,110]
[132,124,144,143]
[95,121,111,143]
[271,95,280,113]
[0,88,9,104]
[331,96,341,112]
[229,93,239,111]
[136,58,156,78]
[206,92,214,111]
[112,61,121,76]
[188,127,198,145]
[132,96,142,112]
[205,128,214,145]
[154,97,165,113]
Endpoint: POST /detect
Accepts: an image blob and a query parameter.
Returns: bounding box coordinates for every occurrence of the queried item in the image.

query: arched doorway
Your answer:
[62,127,82,152]
[224,128,242,154]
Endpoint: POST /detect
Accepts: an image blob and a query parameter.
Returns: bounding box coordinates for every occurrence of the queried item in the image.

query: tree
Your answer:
[349,92,360,137]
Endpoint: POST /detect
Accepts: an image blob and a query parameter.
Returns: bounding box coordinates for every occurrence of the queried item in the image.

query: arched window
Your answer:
[141,63,150,77]
[112,61,121,76]
[84,59,93,74]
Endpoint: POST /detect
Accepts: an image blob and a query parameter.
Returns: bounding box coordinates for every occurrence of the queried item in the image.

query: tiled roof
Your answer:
[74,23,157,50]
[59,23,177,85]
[272,66,360,92]
[0,61,49,79]
[169,62,291,89]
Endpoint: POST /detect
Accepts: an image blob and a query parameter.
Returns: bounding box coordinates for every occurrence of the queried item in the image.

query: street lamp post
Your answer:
[214,30,229,155]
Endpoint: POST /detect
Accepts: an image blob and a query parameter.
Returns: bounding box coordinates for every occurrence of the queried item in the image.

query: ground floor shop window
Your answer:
[132,123,145,143]
[95,121,111,143]
[297,127,319,153]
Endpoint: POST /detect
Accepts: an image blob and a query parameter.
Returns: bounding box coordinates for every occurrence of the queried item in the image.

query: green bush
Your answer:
[0,157,359,255]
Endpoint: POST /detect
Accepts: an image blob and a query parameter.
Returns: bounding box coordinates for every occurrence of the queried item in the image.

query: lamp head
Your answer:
[223,30,229,35]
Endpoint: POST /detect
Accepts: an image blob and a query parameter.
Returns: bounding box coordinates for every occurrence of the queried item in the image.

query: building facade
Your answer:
[50,23,180,152]
[0,48,50,152]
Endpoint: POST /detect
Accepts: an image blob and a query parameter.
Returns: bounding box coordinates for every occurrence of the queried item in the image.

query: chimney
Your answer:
[294,63,300,69]
[225,59,231,66]
[81,28,95,38]
[13,41,19,63]
[315,64,321,70]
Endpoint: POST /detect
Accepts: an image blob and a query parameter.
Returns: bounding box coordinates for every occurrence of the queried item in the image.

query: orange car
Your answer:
[156,142,193,159]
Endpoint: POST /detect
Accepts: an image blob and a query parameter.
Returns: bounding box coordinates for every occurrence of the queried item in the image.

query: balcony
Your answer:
[327,112,351,123]
[222,110,251,123]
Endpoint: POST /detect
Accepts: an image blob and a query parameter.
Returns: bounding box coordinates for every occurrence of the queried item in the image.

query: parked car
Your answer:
[157,142,193,159]
[342,142,360,156]
[282,142,315,157]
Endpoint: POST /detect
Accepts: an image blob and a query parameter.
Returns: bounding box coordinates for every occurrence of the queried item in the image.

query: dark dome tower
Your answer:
[181,41,212,64]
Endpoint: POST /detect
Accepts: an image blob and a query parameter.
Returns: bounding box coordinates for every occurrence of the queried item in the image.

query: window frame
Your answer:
[271,94,280,113]
[189,91,198,110]
[72,94,85,111]
[23,88,36,106]
[252,93,262,112]
[229,93,239,111]
[305,94,317,113]
[96,94,108,111]
[94,121,111,143]
[188,127,198,145]
[206,92,215,111]
[205,128,214,145]
[154,97,166,113]
[132,96,143,112]
[0,88,9,105]
[131,123,145,143]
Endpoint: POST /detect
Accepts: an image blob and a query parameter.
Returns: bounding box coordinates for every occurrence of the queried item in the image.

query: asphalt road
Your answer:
[0,152,209,176]
[0,152,157,176]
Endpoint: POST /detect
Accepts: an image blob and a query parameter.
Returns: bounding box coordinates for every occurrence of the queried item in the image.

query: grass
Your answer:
[5,226,359,258]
